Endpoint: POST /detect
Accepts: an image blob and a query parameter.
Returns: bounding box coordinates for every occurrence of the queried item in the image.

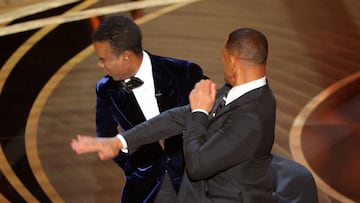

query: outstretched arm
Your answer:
[71,105,191,159]
[71,134,122,160]
[71,79,216,160]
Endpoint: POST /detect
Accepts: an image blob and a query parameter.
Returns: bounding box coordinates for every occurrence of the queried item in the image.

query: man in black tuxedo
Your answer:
[92,16,207,202]
[73,28,318,202]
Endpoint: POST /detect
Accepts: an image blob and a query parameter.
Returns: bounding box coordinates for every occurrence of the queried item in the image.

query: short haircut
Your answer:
[93,16,143,56]
[225,28,268,64]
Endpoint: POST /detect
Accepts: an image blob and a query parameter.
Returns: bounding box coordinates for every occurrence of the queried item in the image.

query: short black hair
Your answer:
[225,28,268,64]
[93,16,143,56]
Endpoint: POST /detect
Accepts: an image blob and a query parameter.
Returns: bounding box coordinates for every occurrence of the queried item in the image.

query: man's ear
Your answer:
[122,50,131,63]
[229,54,237,70]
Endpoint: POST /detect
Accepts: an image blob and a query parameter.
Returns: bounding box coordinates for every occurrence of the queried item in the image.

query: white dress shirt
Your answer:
[118,51,161,152]
[225,76,267,105]
[131,51,160,120]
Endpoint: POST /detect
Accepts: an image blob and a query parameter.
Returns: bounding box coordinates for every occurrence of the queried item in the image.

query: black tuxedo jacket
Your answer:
[95,52,207,202]
[123,84,277,202]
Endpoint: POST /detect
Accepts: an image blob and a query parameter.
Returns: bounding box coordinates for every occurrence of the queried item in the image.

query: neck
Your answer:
[130,53,143,77]
[233,64,265,86]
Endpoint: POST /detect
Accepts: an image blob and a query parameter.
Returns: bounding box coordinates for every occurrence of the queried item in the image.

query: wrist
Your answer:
[116,134,128,153]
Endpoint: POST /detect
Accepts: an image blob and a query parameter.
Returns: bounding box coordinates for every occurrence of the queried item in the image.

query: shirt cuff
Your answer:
[116,134,128,153]
[191,109,209,116]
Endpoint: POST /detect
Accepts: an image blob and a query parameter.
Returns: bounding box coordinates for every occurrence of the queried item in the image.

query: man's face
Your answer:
[94,41,132,81]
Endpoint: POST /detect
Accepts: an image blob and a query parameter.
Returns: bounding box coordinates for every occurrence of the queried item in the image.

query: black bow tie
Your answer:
[119,77,144,93]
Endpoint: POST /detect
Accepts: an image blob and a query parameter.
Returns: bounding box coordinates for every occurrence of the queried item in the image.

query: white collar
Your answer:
[133,51,154,88]
[225,77,267,105]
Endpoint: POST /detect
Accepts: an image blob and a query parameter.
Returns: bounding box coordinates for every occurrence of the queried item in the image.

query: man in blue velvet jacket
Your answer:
[92,16,207,202]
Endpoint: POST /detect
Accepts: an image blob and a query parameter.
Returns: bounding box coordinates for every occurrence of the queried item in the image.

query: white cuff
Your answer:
[116,134,128,153]
[192,109,209,116]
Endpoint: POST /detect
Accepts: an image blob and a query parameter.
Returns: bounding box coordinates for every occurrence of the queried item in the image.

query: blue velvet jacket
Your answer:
[95,52,207,203]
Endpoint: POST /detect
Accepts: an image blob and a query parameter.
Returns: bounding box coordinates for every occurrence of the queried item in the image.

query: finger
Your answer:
[77,134,94,142]
[71,140,100,154]
[210,82,217,99]
[98,152,106,160]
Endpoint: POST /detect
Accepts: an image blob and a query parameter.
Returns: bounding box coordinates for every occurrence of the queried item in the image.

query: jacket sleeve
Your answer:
[95,84,118,137]
[123,105,191,154]
[95,78,127,167]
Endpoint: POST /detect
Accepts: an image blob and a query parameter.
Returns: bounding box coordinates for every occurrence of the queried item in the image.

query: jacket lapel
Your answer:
[107,88,146,129]
[149,53,176,112]
[209,85,267,121]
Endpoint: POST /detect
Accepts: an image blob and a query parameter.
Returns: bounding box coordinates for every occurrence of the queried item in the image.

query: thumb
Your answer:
[210,82,217,100]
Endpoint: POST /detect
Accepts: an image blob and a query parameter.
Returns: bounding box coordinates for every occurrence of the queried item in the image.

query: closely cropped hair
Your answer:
[93,16,143,56]
[225,28,268,64]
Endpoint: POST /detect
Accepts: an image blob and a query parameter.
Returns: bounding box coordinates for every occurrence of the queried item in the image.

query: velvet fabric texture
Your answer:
[95,52,207,203]
[96,53,207,203]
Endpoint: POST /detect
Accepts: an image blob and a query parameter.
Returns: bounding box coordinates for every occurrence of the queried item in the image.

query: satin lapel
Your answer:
[150,54,164,112]
[107,88,146,128]
[149,54,176,112]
